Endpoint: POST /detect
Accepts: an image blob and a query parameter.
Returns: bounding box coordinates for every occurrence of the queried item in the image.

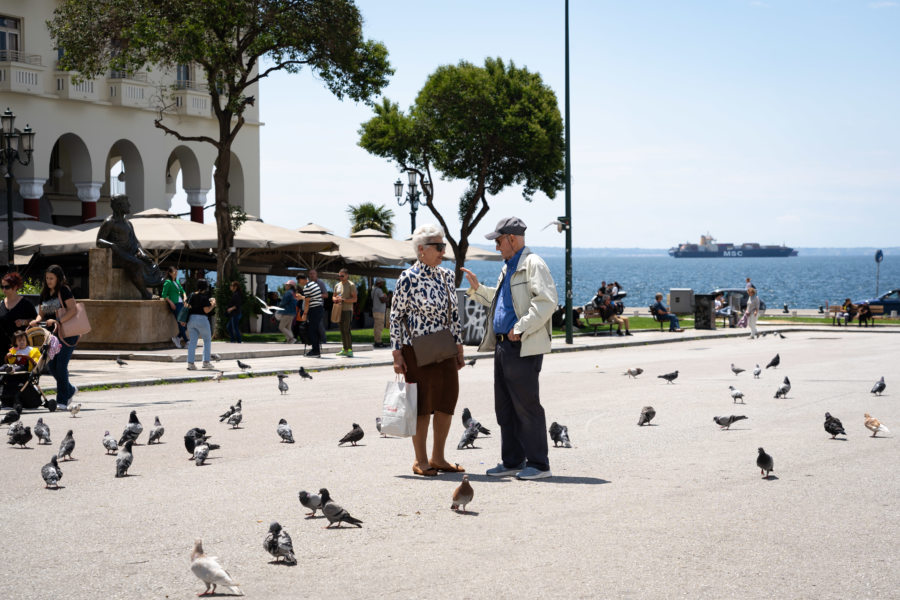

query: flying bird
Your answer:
[276,418,294,443]
[756,447,774,478]
[549,422,572,448]
[237,360,251,372]
[870,376,885,396]
[41,455,62,489]
[774,376,791,399]
[147,416,165,444]
[227,408,243,429]
[58,429,75,461]
[457,422,479,450]
[298,490,323,517]
[713,415,747,430]
[864,413,890,438]
[7,425,32,448]
[119,410,143,445]
[116,357,127,367]
[637,406,656,426]
[461,408,491,436]
[542,219,568,233]
[338,423,364,446]
[298,366,312,380]
[277,374,289,395]
[624,367,644,378]
[658,370,679,384]
[765,354,780,369]
[34,418,51,445]
[753,364,761,378]
[68,403,82,418]
[730,363,745,376]
[102,431,118,455]
[263,521,297,565]
[451,475,474,513]
[824,412,846,439]
[115,440,134,477]
[729,386,745,404]
[190,539,243,597]
[320,488,363,528]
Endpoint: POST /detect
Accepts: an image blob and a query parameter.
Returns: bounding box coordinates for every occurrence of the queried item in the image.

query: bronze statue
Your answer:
[96,195,164,299]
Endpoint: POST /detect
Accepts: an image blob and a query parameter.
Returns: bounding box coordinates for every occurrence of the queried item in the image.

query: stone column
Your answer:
[186,188,209,223]
[75,182,103,222]
[17,178,46,219]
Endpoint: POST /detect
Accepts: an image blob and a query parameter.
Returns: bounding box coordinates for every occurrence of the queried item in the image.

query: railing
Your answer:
[0,50,43,66]
[108,70,149,82]
[174,79,208,91]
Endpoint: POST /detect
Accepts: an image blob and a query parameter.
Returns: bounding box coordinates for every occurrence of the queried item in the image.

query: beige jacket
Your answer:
[466,247,558,357]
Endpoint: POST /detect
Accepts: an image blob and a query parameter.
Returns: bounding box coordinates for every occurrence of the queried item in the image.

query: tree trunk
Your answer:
[213,144,234,339]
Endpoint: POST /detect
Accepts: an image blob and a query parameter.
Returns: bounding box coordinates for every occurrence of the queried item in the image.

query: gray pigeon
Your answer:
[320,488,363,528]
[227,408,243,429]
[549,422,572,448]
[765,354,780,369]
[457,422,478,450]
[115,440,134,477]
[730,363,745,376]
[637,406,656,426]
[870,376,885,396]
[7,425,32,448]
[193,440,209,466]
[263,522,297,564]
[276,418,294,443]
[658,370,678,384]
[756,447,774,478]
[116,357,127,367]
[219,405,236,422]
[237,360,251,372]
[298,366,312,380]
[824,412,846,439]
[102,431,118,455]
[338,423,364,446]
[41,455,62,489]
[713,415,747,430]
[729,385,745,404]
[58,429,75,461]
[375,416,385,437]
[119,410,143,445]
[34,418,51,445]
[461,408,491,436]
[624,367,644,378]
[1,404,21,426]
[277,374,288,395]
[753,364,761,378]
[147,416,165,444]
[774,376,791,399]
[298,490,322,516]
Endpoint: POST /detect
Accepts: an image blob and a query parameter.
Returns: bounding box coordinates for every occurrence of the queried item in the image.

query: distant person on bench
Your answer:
[652,293,683,332]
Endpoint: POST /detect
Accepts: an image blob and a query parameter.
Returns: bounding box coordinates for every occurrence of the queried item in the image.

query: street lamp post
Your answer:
[394,170,431,234]
[1,107,36,268]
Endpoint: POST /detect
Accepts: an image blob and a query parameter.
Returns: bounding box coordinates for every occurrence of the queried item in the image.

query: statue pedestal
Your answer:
[89,248,146,300]
[77,299,177,350]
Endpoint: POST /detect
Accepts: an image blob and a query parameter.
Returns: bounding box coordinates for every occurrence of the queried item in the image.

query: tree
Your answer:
[347,202,395,236]
[358,57,564,285]
[49,0,392,295]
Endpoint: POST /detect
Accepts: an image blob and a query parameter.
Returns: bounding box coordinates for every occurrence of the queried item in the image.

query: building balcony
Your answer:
[171,80,212,117]
[0,52,45,95]
[54,70,100,102]
[107,71,151,108]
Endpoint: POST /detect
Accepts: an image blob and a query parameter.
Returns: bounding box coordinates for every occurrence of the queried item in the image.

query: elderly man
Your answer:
[461,217,558,480]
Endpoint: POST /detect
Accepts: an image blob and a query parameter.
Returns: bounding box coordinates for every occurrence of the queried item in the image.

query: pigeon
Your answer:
[116,357,127,367]
[227,408,243,429]
[219,405,236,422]
[457,422,479,450]
[276,418,294,443]
[714,415,747,430]
[41,455,62,489]
[263,521,297,564]
[34,418,51,444]
[213,371,224,383]
[7,420,23,437]
[1,404,21,426]
[864,413,890,438]
[765,353,780,369]
[870,376,885,396]
[68,403,82,418]
[119,410,143,445]
[277,374,289,395]
[7,425,32,448]
[102,431,118,454]
[194,440,210,466]
[624,367,644,378]
[237,360,251,372]
[637,406,655,426]
[298,490,323,516]
[190,539,243,597]
[338,423,364,446]
[752,364,761,378]
[375,416,385,437]
[756,447,774,478]
[461,408,491,436]
[58,429,75,461]
[774,376,791,399]
[729,386,745,404]
[298,366,312,380]
[466,357,477,367]
[542,219,568,233]
[115,440,134,477]
[824,412,846,439]
[549,422,572,448]
[451,475,474,513]
[657,370,678,384]
[776,332,786,339]
[211,353,222,362]
[147,416,165,444]
[320,488,363,528]
[730,363,745,376]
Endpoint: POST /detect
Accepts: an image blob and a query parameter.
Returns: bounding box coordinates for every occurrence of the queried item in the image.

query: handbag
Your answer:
[56,302,92,338]
[177,293,193,323]
[330,301,342,324]
[407,273,458,366]
[381,378,417,437]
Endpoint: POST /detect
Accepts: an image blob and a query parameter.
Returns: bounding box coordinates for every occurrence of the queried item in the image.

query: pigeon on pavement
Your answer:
[729,386,745,404]
[277,374,289,395]
[183,429,219,457]
[451,475,474,513]
[466,357,477,367]
[824,412,846,439]
[0,402,22,426]
[115,440,134,477]
[457,422,478,450]
[213,371,224,383]
[147,416,165,444]
[263,522,297,564]
[68,403,82,418]
[549,422,572,448]
[713,415,747,429]
[190,539,243,597]
[102,431,118,454]
[461,408,491,436]
[870,376,885,396]
[730,363,745,376]
[298,490,323,516]
[637,406,656,426]
[375,417,385,437]
[864,413,890,438]
[774,376,791,399]
[237,360,251,372]
[219,405,236,422]
[58,429,75,461]
[338,423,364,446]
[34,418,51,444]
[227,408,243,429]
[756,447,774,478]
[624,367,644,378]
[298,366,312,380]
[276,418,294,443]
[320,488,363,528]
[119,410,143,445]
[765,354,780,369]
[116,357,127,367]
[753,364,761,378]
[7,425,32,448]
[41,455,62,489]
[194,440,210,466]
[658,370,679,384]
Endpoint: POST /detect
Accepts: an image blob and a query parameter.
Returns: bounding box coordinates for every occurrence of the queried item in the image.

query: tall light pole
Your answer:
[394,170,431,234]
[1,107,36,268]
[563,0,574,344]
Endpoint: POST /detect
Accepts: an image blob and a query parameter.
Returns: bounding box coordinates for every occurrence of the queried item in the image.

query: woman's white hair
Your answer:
[411,224,445,256]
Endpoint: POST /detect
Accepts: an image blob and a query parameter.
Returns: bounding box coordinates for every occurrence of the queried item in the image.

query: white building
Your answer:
[0,1,260,226]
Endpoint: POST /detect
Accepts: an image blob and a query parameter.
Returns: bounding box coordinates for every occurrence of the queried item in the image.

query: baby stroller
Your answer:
[0,326,58,412]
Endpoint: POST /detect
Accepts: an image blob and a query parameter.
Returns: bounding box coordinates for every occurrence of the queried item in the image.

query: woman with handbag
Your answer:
[390,224,466,477]
[162,266,188,348]
[28,265,79,409]
[184,279,216,370]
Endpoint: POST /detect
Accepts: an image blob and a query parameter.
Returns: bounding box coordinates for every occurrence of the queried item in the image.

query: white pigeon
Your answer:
[101,431,118,455]
[728,386,744,404]
[68,403,82,418]
[752,364,761,378]
[190,539,243,596]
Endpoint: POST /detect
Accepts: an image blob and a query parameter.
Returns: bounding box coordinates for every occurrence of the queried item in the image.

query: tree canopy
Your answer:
[359,57,564,284]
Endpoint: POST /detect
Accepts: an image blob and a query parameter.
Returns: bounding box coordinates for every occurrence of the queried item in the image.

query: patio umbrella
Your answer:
[298,224,407,266]
[0,212,73,257]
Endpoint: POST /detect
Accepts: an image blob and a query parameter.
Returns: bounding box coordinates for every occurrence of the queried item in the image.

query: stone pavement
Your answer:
[2,326,897,599]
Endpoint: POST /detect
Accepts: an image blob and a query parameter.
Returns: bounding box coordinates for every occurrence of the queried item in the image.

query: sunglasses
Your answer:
[425,242,447,251]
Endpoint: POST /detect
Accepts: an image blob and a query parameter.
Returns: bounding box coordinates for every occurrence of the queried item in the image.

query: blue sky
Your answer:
[175,0,900,249]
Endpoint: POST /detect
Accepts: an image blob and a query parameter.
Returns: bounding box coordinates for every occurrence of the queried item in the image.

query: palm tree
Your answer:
[347,202,395,236]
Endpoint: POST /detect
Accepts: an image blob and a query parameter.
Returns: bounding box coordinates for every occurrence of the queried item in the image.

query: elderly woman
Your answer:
[0,271,37,348]
[390,224,466,476]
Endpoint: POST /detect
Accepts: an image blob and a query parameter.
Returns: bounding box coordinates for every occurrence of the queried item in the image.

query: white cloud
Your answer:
[869,1,898,8]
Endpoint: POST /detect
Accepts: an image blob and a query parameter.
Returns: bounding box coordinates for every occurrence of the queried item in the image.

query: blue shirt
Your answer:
[493,247,524,334]
[279,289,298,313]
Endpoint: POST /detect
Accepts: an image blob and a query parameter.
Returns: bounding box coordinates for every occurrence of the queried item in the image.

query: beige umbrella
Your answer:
[298,224,407,266]
[236,216,336,252]
[0,212,73,257]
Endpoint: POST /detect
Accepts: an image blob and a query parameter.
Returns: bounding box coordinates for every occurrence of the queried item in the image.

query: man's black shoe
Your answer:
[304,352,321,357]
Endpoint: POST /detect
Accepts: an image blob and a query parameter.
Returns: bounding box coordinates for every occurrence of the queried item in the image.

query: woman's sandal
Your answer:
[412,464,438,477]
[429,462,465,473]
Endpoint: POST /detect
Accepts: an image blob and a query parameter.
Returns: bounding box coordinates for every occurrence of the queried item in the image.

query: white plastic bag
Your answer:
[381,379,417,437]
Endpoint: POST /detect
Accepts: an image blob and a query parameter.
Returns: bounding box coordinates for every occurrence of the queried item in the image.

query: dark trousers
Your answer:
[494,339,549,471]
[339,310,352,350]
[226,311,242,342]
[306,305,323,354]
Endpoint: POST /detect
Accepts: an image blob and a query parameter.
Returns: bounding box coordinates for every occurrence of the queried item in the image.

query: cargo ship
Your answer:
[668,234,797,258]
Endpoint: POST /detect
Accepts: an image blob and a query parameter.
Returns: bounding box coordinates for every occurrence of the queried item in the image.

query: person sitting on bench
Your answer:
[652,293,684,332]
[856,302,873,327]
[838,298,857,325]
[599,294,632,336]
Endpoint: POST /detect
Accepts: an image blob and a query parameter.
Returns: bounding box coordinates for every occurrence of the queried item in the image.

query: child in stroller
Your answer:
[0,327,58,411]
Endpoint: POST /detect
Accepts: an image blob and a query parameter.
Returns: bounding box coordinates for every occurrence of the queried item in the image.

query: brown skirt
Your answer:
[401,345,459,416]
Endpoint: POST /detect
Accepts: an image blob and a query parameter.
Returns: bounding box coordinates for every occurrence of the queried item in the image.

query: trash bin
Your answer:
[693,294,716,330]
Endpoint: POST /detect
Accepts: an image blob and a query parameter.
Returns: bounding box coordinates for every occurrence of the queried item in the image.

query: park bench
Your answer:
[582,305,615,336]
[648,305,666,331]
[829,303,884,326]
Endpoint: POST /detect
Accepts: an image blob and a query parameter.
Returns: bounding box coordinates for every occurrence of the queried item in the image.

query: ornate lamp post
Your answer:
[394,170,431,234]
[1,107,36,267]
